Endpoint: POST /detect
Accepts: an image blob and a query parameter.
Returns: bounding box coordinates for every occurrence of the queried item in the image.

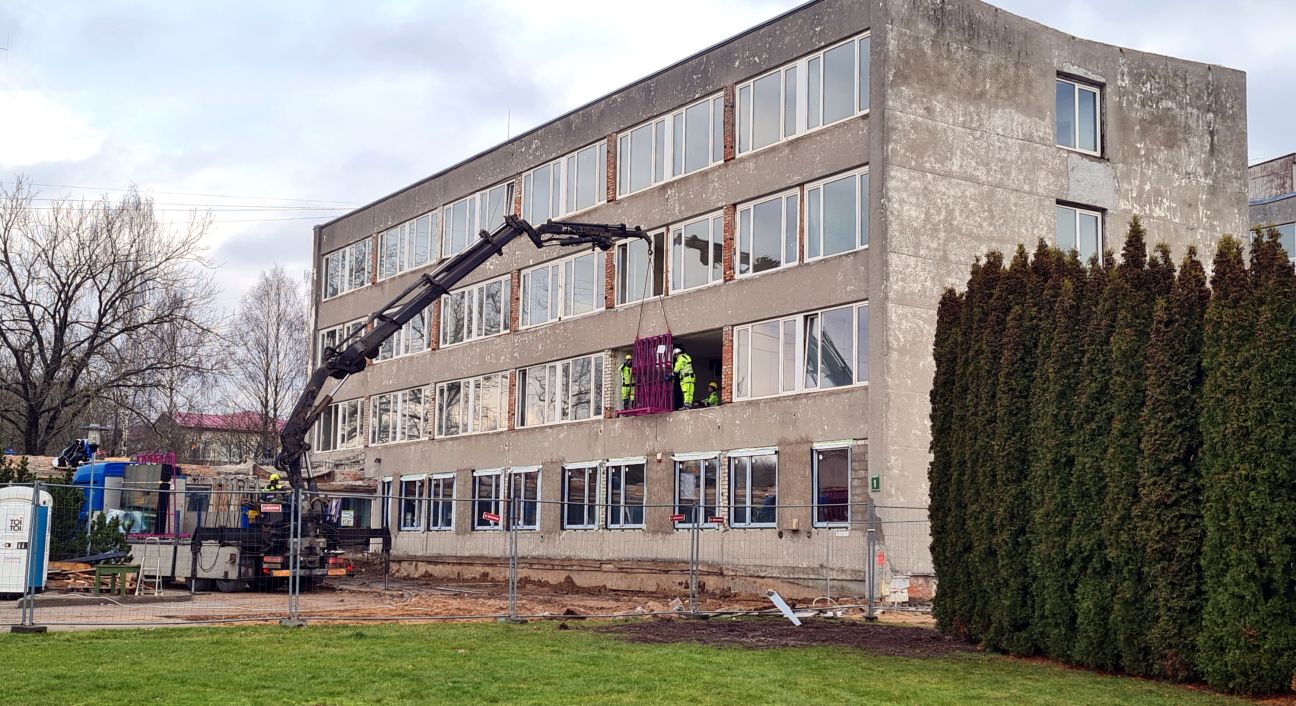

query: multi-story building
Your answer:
[1249,153,1296,258]
[308,0,1247,597]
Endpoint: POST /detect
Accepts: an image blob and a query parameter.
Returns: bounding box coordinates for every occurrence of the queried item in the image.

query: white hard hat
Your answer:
[672,347,681,355]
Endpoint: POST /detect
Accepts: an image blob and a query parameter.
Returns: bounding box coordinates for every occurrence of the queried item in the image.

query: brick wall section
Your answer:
[722,203,736,282]
[424,386,436,439]
[604,244,616,309]
[606,134,617,203]
[511,176,523,217]
[367,235,378,285]
[428,299,441,352]
[509,270,521,332]
[358,395,370,449]
[851,441,870,527]
[604,351,615,419]
[721,326,733,404]
[506,370,518,430]
[723,84,736,162]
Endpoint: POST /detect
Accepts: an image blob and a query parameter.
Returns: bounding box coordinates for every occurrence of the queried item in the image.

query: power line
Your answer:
[27,198,349,210]
[1,180,358,206]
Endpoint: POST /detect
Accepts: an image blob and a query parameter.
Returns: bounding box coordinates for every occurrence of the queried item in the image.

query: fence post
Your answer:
[281,487,305,627]
[689,496,700,615]
[13,481,46,633]
[501,494,523,623]
[866,516,877,620]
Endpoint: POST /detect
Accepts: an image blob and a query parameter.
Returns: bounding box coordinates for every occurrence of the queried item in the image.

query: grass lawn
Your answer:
[0,621,1247,706]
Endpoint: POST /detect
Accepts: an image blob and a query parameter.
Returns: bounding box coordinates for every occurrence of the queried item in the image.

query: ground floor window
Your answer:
[427,473,455,530]
[379,478,392,529]
[606,460,646,528]
[399,476,425,531]
[508,468,540,530]
[563,463,598,529]
[336,497,371,528]
[473,470,503,530]
[674,455,719,527]
[729,450,778,528]
[813,445,851,526]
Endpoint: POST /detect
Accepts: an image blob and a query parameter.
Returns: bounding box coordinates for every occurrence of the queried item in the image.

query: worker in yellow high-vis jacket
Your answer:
[672,346,695,408]
[619,354,636,409]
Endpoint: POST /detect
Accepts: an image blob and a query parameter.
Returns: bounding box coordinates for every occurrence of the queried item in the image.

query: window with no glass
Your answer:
[1055,204,1103,264]
[1056,77,1101,155]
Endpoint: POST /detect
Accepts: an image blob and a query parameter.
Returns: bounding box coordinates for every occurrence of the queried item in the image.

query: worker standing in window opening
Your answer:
[620,354,636,409]
[701,381,720,407]
[266,472,284,493]
[672,346,695,409]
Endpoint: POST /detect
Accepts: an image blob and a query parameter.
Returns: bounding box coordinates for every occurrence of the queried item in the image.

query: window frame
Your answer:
[728,448,778,529]
[507,467,541,531]
[426,473,456,531]
[812,442,852,528]
[439,275,511,348]
[562,462,600,530]
[516,353,605,428]
[313,398,362,452]
[317,318,366,367]
[669,210,725,294]
[322,238,372,300]
[443,182,511,260]
[614,230,666,307]
[673,453,720,529]
[733,302,869,401]
[376,211,438,281]
[605,458,647,530]
[368,387,426,446]
[374,311,430,362]
[435,372,508,439]
[520,249,606,329]
[1277,222,1296,262]
[736,188,801,277]
[523,141,608,222]
[1055,76,1102,157]
[1055,203,1105,265]
[617,93,724,198]
[472,469,504,531]
[804,167,869,261]
[398,475,426,532]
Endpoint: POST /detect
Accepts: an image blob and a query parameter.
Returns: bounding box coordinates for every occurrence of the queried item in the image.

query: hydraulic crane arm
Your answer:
[275,212,650,489]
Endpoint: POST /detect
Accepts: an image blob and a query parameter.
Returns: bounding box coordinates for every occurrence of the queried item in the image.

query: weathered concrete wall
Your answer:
[1248,154,1296,202]
[871,0,1248,562]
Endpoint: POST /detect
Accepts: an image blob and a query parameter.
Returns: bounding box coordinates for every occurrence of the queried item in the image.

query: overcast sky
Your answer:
[1,0,1292,310]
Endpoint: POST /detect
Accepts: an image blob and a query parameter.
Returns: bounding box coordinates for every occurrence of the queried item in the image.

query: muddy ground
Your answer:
[598,617,965,658]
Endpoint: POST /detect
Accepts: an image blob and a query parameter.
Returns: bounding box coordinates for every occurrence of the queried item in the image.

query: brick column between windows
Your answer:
[722,204,736,282]
[428,299,441,352]
[509,270,521,332]
[723,84,736,162]
[507,370,517,430]
[604,351,615,419]
[368,235,378,285]
[359,395,371,448]
[606,134,617,202]
[424,386,435,440]
[604,244,616,310]
[512,176,524,217]
[721,326,733,404]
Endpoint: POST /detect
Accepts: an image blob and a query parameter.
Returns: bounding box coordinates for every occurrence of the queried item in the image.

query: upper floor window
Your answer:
[670,212,724,293]
[1055,204,1103,264]
[517,352,604,427]
[1056,77,1101,155]
[323,239,371,299]
[444,183,511,259]
[737,33,870,155]
[441,276,510,347]
[617,94,723,197]
[733,302,869,401]
[521,250,604,328]
[435,372,507,438]
[1276,223,1295,261]
[314,399,361,452]
[738,190,799,276]
[524,141,608,223]
[370,387,425,445]
[375,311,428,362]
[615,231,665,306]
[378,212,437,280]
[317,319,364,366]
[807,168,869,260]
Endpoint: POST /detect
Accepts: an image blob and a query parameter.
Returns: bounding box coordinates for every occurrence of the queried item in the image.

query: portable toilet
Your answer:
[0,486,54,595]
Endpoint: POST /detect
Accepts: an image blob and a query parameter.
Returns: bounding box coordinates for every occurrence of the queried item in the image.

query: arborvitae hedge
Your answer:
[928,225,1296,695]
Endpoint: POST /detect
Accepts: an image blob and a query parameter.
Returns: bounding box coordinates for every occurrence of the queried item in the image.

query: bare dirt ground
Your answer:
[597,617,965,657]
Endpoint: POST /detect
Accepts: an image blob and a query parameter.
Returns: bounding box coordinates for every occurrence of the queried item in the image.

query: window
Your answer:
[444,183,511,259]
[813,444,851,526]
[317,319,365,366]
[314,399,361,452]
[379,478,392,529]
[521,250,604,327]
[427,474,455,531]
[441,276,510,347]
[737,33,870,155]
[674,455,719,527]
[473,470,503,530]
[524,142,608,223]
[563,463,598,529]
[435,373,507,438]
[606,459,646,529]
[729,450,778,528]
[738,190,799,275]
[369,387,425,445]
[378,212,437,280]
[508,467,540,530]
[734,303,868,400]
[1056,77,1101,155]
[670,212,724,292]
[323,239,372,299]
[517,353,604,427]
[806,168,869,259]
[617,94,723,197]
[615,231,665,305]
[375,311,429,361]
[399,476,425,531]
[1275,223,1295,261]
[1055,205,1103,264]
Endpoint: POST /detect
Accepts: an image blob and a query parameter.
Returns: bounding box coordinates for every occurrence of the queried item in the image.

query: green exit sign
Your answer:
[870,474,881,492]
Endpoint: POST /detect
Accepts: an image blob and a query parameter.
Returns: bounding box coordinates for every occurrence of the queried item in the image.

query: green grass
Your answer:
[0,622,1246,705]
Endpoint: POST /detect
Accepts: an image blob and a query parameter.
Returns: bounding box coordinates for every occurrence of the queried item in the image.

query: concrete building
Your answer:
[1248,153,1296,258]
[307,0,1247,597]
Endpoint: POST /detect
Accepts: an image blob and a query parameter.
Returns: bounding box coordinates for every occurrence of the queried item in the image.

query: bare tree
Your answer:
[0,178,221,454]
[226,265,308,461]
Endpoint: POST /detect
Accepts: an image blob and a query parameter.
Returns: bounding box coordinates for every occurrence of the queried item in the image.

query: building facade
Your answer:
[1249,153,1296,258]
[308,0,1247,597]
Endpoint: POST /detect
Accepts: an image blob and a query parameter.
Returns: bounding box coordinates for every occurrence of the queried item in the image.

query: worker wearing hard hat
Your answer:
[701,381,721,407]
[620,354,636,409]
[671,346,695,409]
[266,473,284,492]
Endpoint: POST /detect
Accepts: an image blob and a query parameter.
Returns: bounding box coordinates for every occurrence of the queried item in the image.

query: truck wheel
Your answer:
[216,580,248,593]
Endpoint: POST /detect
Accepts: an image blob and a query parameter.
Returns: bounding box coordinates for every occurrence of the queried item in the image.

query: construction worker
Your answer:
[266,472,284,493]
[672,346,695,409]
[620,354,636,409]
[701,381,720,407]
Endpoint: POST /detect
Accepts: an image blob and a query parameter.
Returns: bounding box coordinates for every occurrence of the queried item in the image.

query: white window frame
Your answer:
[728,448,778,529]
[1055,204,1104,265]
[736,189,800,277]
[435,372,508,438]
[507,467,541,531]
[605,458,646,530]
[562,462,600,530]
[1055,76,1102,156]
[669,210,725,294]
[368,387,426,446]
[440,275,511,348]
[317,318,365,367]
[516,353,605,428]
[520,249,605,329]
[812,442,852,528]
[377,211,438,281]
[617,93,723,198]
[614,230,666,307]
[313,398,362,452]
[733,302,869,401]
[379,477,393,529]
[523,141,608,222]
[805,167,869,261]
[472,468,504,531]
[673,452,720,529]
[443,183,511,259]
[426,472,456,531]
[736,32,870,157]
[322,238,372,300]
[374,311,429,362]
[398,474,426,532]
